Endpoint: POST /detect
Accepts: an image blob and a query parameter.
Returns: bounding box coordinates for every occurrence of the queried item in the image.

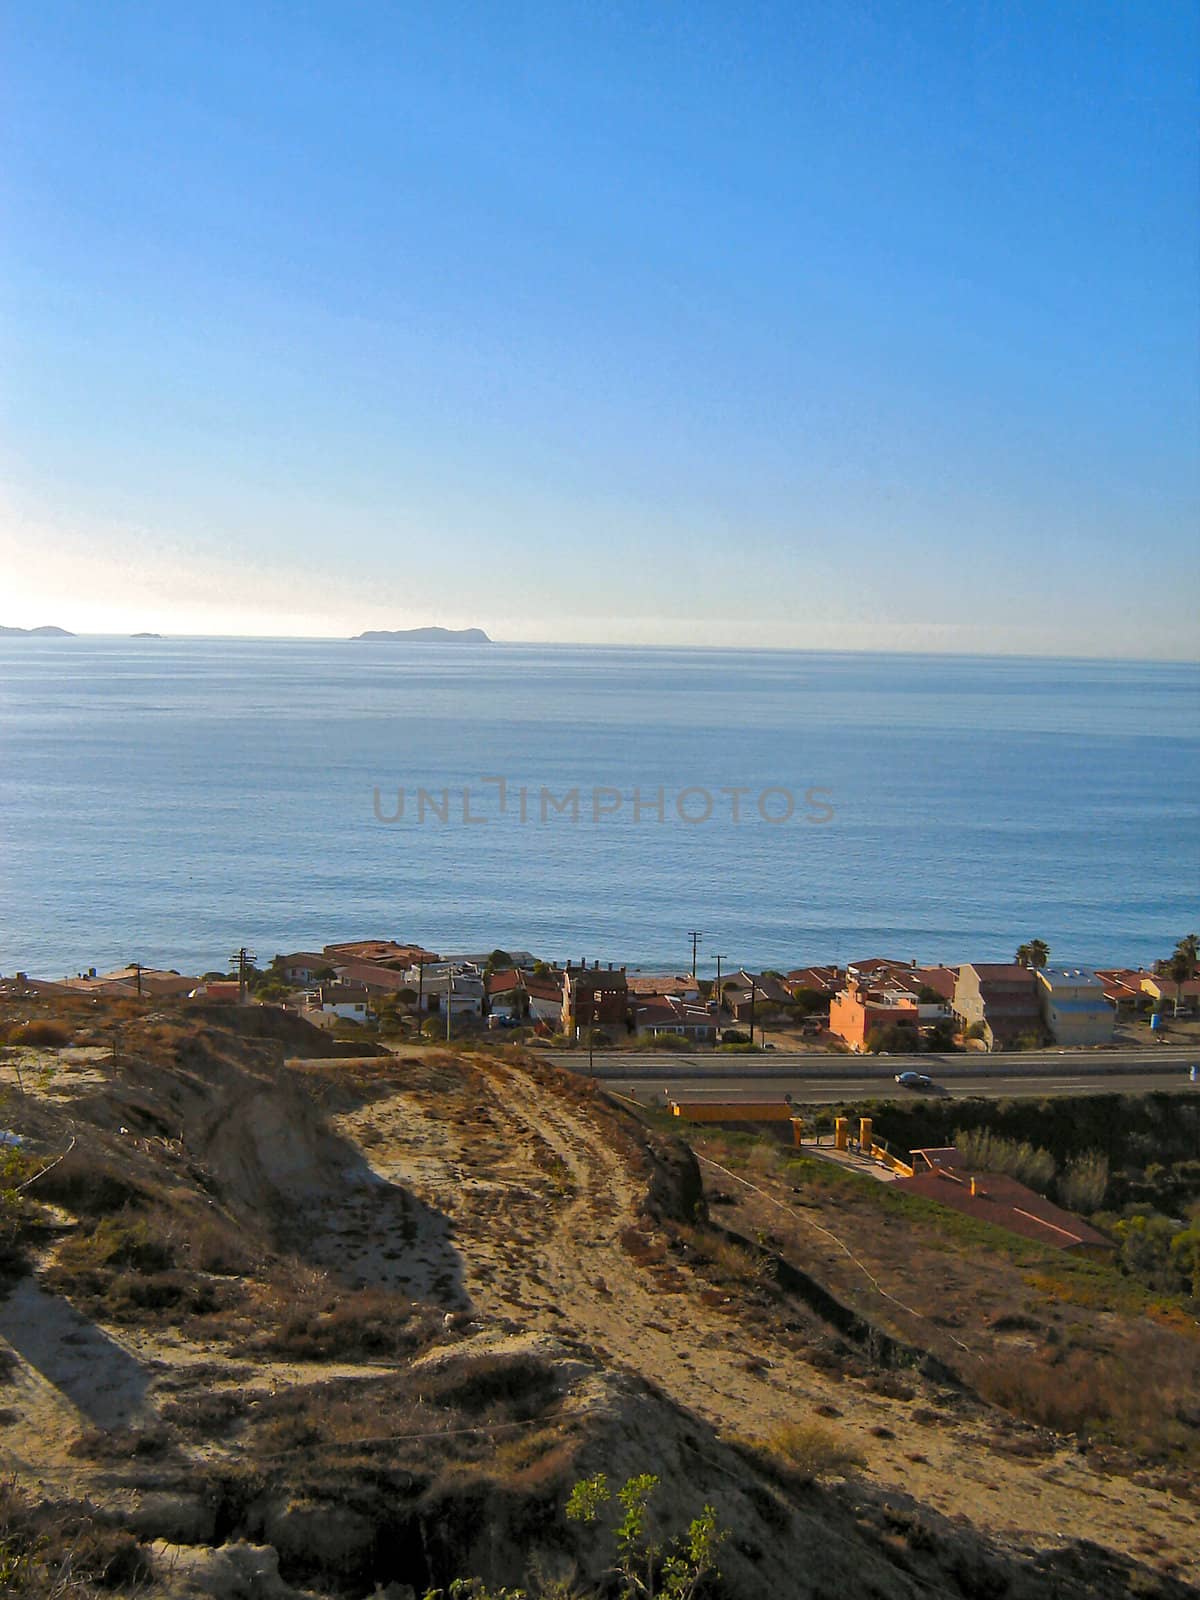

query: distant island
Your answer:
[131,632,163,639]
[352,626,492,644]
[0,624,74,637]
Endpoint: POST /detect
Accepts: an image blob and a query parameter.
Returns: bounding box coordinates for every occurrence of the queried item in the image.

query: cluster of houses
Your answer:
[4,939,1196,1053]
[823,958,1121,1051]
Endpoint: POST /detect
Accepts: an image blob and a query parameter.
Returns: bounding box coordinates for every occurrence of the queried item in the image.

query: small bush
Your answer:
[106,1270,218,1317]
[418,1353,559,1420]
[10,1020,71,1048]
[33,1154,147,1216]
[160,1389,251,1437]
[1058,1151,1110,1213]
[56,1214,176,1275]
[251,1285,440,1362]
[743,1419,865,1482]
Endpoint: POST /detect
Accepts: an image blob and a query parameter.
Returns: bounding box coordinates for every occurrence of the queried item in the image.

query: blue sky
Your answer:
[2,2,1197,655]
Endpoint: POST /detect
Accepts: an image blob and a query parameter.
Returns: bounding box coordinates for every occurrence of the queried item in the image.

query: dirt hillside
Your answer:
[0,1003,1194,1598]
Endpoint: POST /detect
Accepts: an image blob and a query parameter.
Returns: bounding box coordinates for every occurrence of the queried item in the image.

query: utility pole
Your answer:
[749,974,758,1048]
[445,967,452,1043]
[715,954,725,1040]
[687,931,705,980]
[417,959,426,1021]
[130,961,145,998]
[229,947,257,1004]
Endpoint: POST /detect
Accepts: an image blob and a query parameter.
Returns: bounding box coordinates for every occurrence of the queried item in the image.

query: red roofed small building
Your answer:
[331,960,415,996]
[189,980,243,1004]
[1094,969,1151,1014]
[486,967,564,1025]
[631,996,716,1041]
[276,953,331,986]
[783,966,842,997]
[305,982,373,1023]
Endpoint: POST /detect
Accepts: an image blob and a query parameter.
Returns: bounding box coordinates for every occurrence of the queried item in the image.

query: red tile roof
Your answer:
[913,966,958,1001]
[784,966,842,994]
[332,961,413,992]
[322,940,439,966]
[626,974,697,996]
[485,968,523,995]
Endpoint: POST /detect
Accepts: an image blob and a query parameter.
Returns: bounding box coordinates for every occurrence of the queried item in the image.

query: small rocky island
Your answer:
[0,624,75,636]
[352,626,492,643]
[131,632,163,639]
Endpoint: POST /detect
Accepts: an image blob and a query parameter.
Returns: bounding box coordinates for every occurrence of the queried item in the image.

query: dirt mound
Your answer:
[185,1002,389,1058]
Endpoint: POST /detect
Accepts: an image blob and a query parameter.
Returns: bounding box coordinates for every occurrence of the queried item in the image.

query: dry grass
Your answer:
[732,1418,866,1484]
[0,1476,154,1595]
[246,1353,564,1479]
[47,1208,249,1327]
[676,1222,772,1288]
[977,1323,1200,1466]
[245,1281,442,1363]
[6,1020,72,1048]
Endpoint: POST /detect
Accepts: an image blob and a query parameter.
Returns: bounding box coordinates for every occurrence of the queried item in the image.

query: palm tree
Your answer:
[1166,934,1198,1017]
[1015,939,1049,970]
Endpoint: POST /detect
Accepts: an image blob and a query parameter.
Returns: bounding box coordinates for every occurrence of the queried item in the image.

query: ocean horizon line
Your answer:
[2,633,1197,668]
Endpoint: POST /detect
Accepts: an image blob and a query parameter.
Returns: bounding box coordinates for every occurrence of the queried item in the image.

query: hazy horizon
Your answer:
[2,625,1199,666]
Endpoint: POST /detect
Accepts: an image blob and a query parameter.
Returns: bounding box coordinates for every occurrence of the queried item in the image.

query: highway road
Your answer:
[543,1047,1200,1104]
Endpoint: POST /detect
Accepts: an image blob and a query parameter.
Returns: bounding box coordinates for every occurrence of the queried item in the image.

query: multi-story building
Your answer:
[561,962,628,1037]
[1036,968,1114,1045]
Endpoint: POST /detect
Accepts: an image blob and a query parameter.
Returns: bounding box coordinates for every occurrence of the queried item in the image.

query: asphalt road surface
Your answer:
[544,1046,1200,1103]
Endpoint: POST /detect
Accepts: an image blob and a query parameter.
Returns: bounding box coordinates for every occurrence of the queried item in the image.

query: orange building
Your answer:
[829,980,919,1052]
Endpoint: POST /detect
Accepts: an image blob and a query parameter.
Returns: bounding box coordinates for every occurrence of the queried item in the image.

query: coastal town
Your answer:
[5,934,1197,1054]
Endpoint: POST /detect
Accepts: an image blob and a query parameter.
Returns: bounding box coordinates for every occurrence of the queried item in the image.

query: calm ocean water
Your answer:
[0,639,1196,980]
